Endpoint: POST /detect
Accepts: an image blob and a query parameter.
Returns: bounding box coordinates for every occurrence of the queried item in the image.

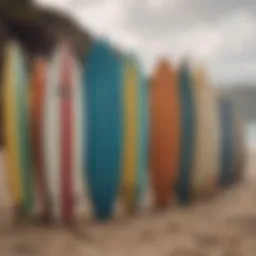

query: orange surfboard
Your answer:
[149,59,180,208]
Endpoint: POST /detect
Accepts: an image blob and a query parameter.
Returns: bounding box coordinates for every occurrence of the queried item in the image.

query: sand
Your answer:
[0,149,255,256]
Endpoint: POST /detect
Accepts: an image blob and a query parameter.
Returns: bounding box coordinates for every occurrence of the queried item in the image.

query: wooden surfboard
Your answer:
[176,62,195,204]
[3,41,34,213]
[43,45,84,223]
[191,67,220,199]
[85,40,123,220]
[219,97,235,187]
[149,59,180,208]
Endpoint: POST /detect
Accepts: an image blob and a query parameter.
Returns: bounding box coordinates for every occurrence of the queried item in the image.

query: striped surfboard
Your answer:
[43,45,84,223]
[121,55,148,213]
[3,41,34,214]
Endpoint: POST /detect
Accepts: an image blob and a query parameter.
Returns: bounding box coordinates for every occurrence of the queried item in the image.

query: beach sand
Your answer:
[0,149,255,256]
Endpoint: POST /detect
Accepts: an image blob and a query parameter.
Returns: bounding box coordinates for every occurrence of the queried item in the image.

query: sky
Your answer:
[34,0,256,86]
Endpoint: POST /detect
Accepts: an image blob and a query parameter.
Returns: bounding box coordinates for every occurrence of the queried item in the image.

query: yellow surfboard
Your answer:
[122,56,138,213]
[3,41,33,213]
[3,42,22,206]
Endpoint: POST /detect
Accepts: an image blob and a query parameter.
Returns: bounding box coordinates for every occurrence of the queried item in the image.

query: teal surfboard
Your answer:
[176,62,195,204]
[137,62,148,207]
[84,40,123,220]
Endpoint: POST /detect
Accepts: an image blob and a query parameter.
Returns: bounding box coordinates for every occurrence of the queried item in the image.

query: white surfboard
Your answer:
[43,49,61,223]
[43,45,86,223]
[192,67,220,199]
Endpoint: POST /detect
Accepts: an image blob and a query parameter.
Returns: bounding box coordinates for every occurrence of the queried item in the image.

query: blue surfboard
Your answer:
[84,40,123,220]
[176,62,195,204]
[219,97,235,187]
[233,115,246,183]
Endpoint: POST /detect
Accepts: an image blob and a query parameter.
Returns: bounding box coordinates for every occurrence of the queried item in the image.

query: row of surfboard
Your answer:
[1,40,246,224]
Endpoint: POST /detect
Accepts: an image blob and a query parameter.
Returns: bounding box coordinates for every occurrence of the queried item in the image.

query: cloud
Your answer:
[123,0,256,35]
[206,10,256,84]
[72,0,140,50]
[35,0,256,85]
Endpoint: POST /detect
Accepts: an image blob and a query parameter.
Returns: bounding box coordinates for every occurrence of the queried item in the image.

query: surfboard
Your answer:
[43,45,84,223]
[138,77,152,213]
[30,57,49,218]
[237,119,246,182]
[2,41,34,213]
[191,67,220,199]
[73,59,87,219]
[175,62,195,204]
[0,150,12,211]
[219,97,235,187]
[149,59,180,208]
[233,114,246,183]
[85,40,123,220]
[137,69,149,210]
[121,56,148,213]
[122,56,139,213]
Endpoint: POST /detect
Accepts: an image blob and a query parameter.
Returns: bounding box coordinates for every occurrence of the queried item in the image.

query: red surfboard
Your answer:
[43,44,84,224]
[30,58,49,218]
